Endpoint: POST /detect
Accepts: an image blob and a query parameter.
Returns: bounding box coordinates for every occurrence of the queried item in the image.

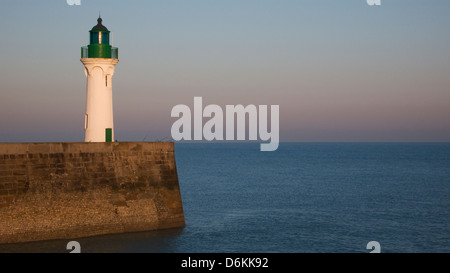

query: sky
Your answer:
[0,0,449,142]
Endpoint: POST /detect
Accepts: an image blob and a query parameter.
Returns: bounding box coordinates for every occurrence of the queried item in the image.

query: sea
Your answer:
[1,143,449,253]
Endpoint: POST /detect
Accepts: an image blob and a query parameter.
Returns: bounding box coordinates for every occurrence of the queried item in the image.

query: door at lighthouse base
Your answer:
[106,128,112,142]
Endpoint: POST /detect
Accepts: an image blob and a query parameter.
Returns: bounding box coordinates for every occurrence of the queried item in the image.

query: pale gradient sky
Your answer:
[0,0,449,142]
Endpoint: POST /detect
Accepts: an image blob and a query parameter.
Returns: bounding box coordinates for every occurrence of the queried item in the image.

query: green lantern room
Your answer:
[81,17,118,59]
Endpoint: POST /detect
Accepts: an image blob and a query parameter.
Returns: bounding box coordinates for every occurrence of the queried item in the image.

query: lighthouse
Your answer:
[81,17,119,142]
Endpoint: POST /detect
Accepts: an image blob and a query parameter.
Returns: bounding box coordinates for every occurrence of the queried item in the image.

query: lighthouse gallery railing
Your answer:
[81,46,118,59]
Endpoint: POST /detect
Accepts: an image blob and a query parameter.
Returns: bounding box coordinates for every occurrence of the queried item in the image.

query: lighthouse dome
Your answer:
[82,16,118,59]
[91,17,109,32]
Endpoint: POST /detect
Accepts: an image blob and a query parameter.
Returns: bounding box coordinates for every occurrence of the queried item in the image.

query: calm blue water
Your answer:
[1,143,449,253]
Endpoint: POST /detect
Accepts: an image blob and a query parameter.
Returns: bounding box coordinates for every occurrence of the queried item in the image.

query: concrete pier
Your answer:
[0,142,185,244]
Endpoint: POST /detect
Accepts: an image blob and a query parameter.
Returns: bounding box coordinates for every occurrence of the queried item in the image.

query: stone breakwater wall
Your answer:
[0,142,185,244]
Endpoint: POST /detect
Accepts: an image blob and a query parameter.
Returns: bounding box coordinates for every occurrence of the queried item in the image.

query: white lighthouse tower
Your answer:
[81,17,119,142]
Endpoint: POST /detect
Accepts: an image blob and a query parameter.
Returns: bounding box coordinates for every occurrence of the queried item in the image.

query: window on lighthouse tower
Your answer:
[106,75,111,87]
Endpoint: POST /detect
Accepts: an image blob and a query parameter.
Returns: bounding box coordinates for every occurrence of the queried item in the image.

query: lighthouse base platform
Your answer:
[0,142,185,245]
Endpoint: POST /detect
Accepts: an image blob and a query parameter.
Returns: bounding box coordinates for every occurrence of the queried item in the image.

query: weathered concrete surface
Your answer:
[0,142,185,244]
